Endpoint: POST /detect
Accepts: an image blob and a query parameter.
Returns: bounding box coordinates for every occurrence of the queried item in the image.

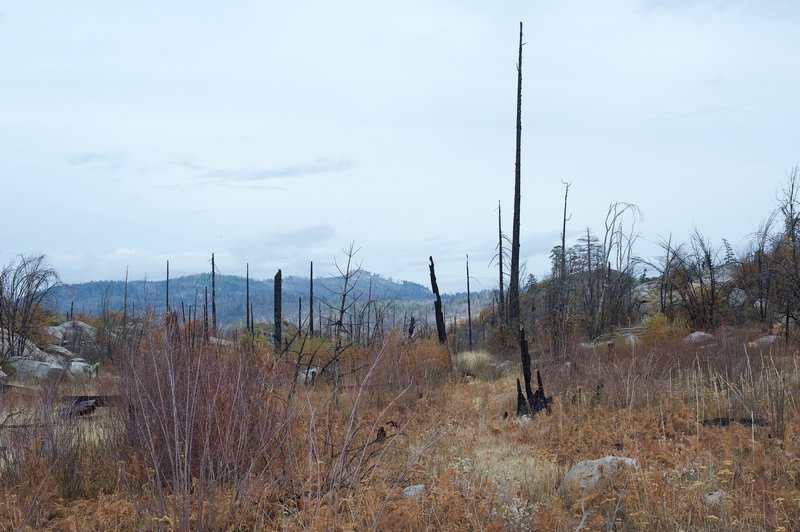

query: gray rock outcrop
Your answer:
[4,356,69,381]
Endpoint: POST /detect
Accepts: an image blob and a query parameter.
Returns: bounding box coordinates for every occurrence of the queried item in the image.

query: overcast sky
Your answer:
[1,0,798,293]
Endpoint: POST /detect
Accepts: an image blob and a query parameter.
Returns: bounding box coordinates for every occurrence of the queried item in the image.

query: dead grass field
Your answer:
[1,324,799,531]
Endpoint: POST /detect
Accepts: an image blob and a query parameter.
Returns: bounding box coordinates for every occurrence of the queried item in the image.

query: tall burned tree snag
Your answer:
[508,21,524,329]
[274,269,282,350]
[203,286,209,345]
[211,253,217,336]
[466,254,473,351]
[123,266,129,323]
[246,263,251,334]
[166,260,170,313]
[429,256,447,345]
[497,201,506,322]
[309,261,314,336]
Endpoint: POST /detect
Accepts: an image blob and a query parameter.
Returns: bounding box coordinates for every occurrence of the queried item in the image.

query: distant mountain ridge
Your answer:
[48,272,492,327]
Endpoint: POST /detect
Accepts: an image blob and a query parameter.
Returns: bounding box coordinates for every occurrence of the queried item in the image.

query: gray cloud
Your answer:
[66,151,124,168]
[639,0,800,17]
[232,225,337,258]
[197,158,356,184]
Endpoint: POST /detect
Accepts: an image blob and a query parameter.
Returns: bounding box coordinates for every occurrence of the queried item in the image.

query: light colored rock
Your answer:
[748,335,777,349]
[297,367,321,384]
[4,356,68,381]
[42,344,76,359]
[705,489,725,505]
[560,456,640,503]
[728,288,748,309]
[209,336,235,347]
[0,368,7,381]
[0,328,49,360]
[67,359,99,378]
[632,280,662,316]
[59,320,100,358]
[46,325,66,345]
[623,334,639,347]
[684,331,715,344]
[401,484,426,499]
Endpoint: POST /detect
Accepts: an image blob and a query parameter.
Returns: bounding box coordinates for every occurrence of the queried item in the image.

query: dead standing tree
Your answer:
[428,256,447,345]
[273,269,282,350]
[516,326,552,417]
[507,21,524,330]
[497,201,506,322]
[211,253,217,336]
[331,243,361,407]
[466,254,473,351]
[0,255,60,363]
[309,261,314,336]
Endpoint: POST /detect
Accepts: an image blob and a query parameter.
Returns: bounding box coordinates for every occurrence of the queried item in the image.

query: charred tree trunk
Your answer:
[516,379,529,417]
[273,269,282,350]
[166,260,170,313]
[517,326,552,416]
[246,263,251,334]
[497,201,506,322]
[429,256,448,345]
[211,253,217,336]
[123,267,129,323]
[408,316,416,339]
[309,261,314,336]
[508,21,524,329]
[466,254,473,351]
[203,286,209,345]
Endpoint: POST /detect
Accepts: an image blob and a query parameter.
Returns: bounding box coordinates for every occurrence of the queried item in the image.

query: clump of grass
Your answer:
[454,350,501,379]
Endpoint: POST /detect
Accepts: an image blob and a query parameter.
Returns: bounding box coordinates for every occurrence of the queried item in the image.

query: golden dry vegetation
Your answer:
[1,318,799,531]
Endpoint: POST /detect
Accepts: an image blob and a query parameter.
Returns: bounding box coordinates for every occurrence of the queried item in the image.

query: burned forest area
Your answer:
[3,13,800,532]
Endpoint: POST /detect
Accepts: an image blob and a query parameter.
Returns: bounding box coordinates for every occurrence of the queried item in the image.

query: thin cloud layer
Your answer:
[197,158,356,184]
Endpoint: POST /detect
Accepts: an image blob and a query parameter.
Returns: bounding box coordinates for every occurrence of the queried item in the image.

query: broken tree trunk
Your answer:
[429,256,447,345]
[517,326,553,416]
[516,378,529,417]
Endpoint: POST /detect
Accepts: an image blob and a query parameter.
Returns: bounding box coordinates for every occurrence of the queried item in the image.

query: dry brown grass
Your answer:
[2,322,800,530]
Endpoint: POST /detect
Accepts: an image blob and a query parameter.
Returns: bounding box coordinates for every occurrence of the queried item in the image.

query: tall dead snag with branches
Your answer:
[331,243,361,407]
[775,166,800,341]
[0,255,59,363]
[746,217,777,331]
[273,269,282,350]
[497,201,506,322]
[592,202,641,334]
[508,21,524,329]
[429,256,447,346]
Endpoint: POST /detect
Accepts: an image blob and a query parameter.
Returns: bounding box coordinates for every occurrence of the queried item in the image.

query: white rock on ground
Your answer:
[705,490,725,505]
[748,335,777,349]
[559,456,640,503]
[401,484,426,499]
[683,331,715,344]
